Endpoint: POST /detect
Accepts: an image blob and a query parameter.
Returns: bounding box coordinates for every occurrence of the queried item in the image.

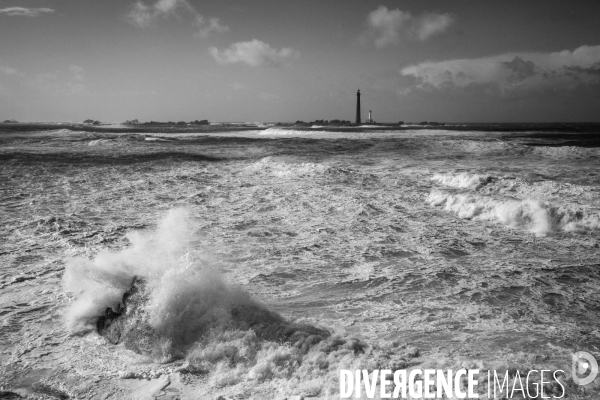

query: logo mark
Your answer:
[573,351,598,385]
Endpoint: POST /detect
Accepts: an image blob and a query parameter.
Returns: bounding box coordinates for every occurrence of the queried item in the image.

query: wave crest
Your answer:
[63,209,247,346]
[258,128,323,136]
[431,172,492,189]
[427,191,600,235]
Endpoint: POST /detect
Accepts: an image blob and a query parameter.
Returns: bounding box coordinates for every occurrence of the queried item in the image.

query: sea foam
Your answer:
[431,172,492,189]
[61,209,420,397]
[258,128,323,136]
[245,156,333,178]
[427,191,600,236]
[63,208,249,349]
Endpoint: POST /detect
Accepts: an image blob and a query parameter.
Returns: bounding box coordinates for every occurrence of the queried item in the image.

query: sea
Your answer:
[0,123,599,399]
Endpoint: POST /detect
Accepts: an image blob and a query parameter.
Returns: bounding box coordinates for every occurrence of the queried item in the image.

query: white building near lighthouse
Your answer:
[366,110,375,124]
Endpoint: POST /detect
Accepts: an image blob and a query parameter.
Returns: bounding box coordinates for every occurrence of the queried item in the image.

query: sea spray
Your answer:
[63,209,329,358]
[63,209,246,347]
[61,208,423,396]
[180,330,423,397]
[6,127,598,398]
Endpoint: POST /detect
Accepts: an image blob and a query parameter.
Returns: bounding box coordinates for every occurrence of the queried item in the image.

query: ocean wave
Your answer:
[49,128,76,134]
[245,156,340,178]
[530,145,600,159]
[0,151,221,164]
[476,177,596,203]
[63,209,259,351]
[436,140,511,154]
[62,208,423,398]
[63,209,329,355]
[181,329,421,397]
[431,172,492,189]
[258,128,324,136]
[88,139,123,146]
[427,191,600,235]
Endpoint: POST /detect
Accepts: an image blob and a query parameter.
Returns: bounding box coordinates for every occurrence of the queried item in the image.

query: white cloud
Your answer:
[126,0,227,37]
[0,7,54,17]
[362,6,454,48]
[414,13,454,41]
[194,15,229,38]
[127,0,191,27]
[127,2,154,27]
[153,0,191,14]
[400,45,600,97]
[365,7,410,48]
[209,40,300,67]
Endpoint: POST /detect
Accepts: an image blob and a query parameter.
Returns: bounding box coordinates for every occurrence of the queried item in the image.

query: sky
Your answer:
[1,0,600,123]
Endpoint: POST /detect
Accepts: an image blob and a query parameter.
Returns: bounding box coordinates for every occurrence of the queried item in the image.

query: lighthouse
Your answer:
[366,110,374,124]
[355,90,361,125]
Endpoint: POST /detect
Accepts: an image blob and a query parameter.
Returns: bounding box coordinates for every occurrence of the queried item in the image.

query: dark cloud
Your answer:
[502,56,537,82]
[565,63,600,76]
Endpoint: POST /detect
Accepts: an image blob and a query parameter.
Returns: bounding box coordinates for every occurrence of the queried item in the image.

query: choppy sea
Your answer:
[1,124,599,399]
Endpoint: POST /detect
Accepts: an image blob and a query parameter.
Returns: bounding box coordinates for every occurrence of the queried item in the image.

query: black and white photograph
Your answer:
[1,1,600,399]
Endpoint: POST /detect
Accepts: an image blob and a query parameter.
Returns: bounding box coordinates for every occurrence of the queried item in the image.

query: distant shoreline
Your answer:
[1,121,600,135]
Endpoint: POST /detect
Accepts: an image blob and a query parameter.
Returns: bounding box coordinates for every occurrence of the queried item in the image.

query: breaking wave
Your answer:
[427,191,600,236]
[63,208,231,336]
[62,209,416,397]
[88,139,125,146]
[431,172,492,189]
[436,140,511,154]
[258,128,324,136]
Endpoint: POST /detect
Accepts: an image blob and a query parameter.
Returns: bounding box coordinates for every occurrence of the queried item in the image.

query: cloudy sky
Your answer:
[1,0,599,122]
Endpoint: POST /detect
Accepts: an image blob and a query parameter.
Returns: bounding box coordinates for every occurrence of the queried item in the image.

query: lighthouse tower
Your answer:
[355,90,361,125]
[366,109,375,124]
